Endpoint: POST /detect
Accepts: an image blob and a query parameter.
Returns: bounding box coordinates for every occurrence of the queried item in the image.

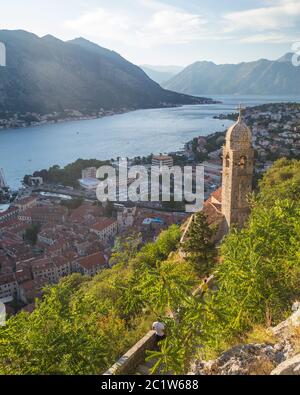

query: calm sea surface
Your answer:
[1,94,300,189]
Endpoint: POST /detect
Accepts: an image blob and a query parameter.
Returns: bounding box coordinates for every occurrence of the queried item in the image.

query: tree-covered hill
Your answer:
[24,158,111,188]
[0,225,197,375]
[0,30,214,115]
[153,158,300,373]
[1,159,299,375]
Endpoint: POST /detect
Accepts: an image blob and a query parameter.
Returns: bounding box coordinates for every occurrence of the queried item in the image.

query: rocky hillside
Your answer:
[163,53,300,95]
[0,30,213,114]
[190,304,300,375]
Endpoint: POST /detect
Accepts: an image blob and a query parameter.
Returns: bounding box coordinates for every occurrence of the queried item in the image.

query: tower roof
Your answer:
[226,105,252,148]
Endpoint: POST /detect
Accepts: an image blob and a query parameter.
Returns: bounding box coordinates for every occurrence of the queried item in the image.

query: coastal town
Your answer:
[186,102,300,185]
[0,97,217,130]
[214,102,300,160]
[0,162,188,314]
[0,108,134,129]
[1,102,300,315]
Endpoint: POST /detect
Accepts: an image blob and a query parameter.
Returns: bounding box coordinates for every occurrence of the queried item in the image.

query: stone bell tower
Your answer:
[221,105,254,229]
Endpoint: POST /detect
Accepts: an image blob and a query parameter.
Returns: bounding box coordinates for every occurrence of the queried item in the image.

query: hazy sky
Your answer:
[1,0,299,66]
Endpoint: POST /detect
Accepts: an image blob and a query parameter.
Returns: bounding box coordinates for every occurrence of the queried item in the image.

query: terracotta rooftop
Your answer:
[45,239,69,254]
[20,206,67,217]
[54,256,69,268]
[0,207,18,219]
[14,196,37,206]
[0,219,19,230]
[20,277,46,292]
[31,258,53,272]
[70,203,103,223]
[152,155,173,161]
[15,268,32,284]
[19,280,35,292]
[0,273,16,286]
[210,187,222,204]
[203,200,224,228]
[78,252,107,270]
[90,218,117,232]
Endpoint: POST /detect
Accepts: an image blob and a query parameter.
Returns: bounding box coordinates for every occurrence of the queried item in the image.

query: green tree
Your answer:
[103,201,114,217]
[24,224,40,246]
[183,212,216,274]
[110,234,142,267]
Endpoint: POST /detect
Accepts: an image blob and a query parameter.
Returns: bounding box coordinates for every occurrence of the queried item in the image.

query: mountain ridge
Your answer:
[162,53,300,95]
[0,30,214,115]
[140,64,184,84]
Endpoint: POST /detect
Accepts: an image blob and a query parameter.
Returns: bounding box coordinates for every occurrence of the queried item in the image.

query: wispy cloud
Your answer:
[64,0,300,48]
[65,3,211,47]
[240,32,299,44]
[223,0,300,32]
[65,9,133,43]
[143,9,208,44]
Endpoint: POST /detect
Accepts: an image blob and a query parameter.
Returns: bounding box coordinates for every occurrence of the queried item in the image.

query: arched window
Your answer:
[239,156,247,169]
[225,154,230,168]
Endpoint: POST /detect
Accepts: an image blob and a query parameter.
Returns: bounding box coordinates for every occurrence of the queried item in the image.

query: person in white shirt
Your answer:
[152,321,166,341]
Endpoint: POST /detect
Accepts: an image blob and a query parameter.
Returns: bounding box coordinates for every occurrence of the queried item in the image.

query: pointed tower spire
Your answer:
[237,103,245,122]
[0,169,7,189]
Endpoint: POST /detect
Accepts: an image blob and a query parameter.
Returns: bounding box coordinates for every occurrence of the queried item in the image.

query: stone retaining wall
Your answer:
[104,330,157,375]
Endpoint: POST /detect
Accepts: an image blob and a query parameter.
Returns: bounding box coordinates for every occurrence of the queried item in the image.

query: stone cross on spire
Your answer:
[237,103,245,122]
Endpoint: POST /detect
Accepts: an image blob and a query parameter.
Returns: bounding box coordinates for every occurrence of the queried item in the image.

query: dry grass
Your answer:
[245,325,277,345]
[249,358,276,375]
[196,336,241,362]
[196,346,222,363]
[290,325,300,354]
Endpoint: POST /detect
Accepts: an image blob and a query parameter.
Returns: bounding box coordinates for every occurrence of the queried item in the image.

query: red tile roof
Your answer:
[14,196,37,206]
[54,256,69,268]
[0,273,16,285]
[19,280,35,291]
[0,207,18,219]
[20,277,46,292]
[202,201,224,227]
[15,268,32,284]
[211,187,222,204]
[70,203,103,223]
[0,219,19,230]
[152,155,173,161]
[78,252,107,270]
[31,258,53,272]
[90,218,117,232]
